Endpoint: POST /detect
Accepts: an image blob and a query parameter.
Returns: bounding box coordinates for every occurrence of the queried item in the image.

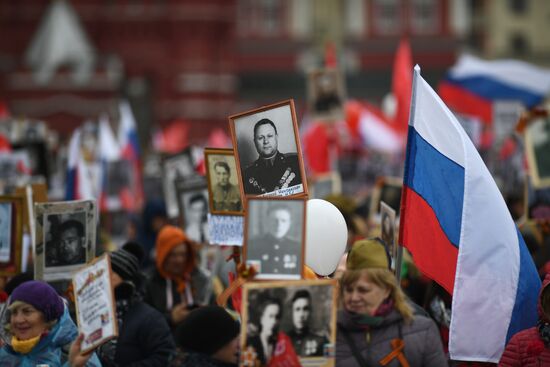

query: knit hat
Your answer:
[110,242,145,282]
[176,306,240,356]
[155,225,196,292]
[9,281,64,321]
[346,238,390,271]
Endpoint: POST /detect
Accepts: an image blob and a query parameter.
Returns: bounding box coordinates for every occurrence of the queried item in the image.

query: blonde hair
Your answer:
[4,301,57,335]
[340,268,414,323]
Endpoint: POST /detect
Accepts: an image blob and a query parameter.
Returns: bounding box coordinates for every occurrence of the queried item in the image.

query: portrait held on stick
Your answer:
[176,177,210,244]
[34,199,96,281]
[229,100,308,198]
[244,197,306,280]
[204,148,243,216]
[0,195,23,277]
[241,279,337,367]
[161,148,195,218]
[308,68,345,122]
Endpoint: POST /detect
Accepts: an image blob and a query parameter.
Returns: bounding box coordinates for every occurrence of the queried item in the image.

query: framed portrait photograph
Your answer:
[162,148,196,218]
[525,116,550,188]
[310,172,342,199]
[34,200,97,282]
[0,195,24,277]
[380,201,397,272]
[307,68,345,122]
[204,148,243,215]
[241,279,338,367]
[73,254,117,354]
[12,141,50,184]
[175,177,209,244]
[369,176,402,223]
[229,99,308,198]
[243,197,306,280]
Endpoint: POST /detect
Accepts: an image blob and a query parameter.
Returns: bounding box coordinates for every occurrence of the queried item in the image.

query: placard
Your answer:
[73,254,118,354]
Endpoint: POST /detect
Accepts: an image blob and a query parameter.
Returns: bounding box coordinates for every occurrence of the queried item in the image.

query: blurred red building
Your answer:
[0,0,466,144]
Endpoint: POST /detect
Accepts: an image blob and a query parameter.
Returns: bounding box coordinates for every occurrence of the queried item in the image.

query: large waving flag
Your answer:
[439,54,550,123]
[399,66,540,362]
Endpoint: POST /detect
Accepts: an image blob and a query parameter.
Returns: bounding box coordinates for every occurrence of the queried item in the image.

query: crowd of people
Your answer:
[0,189,548,367]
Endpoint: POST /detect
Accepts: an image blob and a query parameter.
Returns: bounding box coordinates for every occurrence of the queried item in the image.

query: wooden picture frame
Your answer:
[175,177,209,244]
[307,68,345,122]
[34,200,97,282]
[229,99,308,198]
[161,148,195,218]
[241,279,338,367]
[380,201,397,272]
[0,195,24,277]
[369,176,402,223]
[243,197,306,280]
[73,254,118,354]
[309,172,342,199]
[204,148,244,216]
[525,115,550,188]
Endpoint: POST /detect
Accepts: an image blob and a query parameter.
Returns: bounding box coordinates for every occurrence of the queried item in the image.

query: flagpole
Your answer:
[396,65,420,283]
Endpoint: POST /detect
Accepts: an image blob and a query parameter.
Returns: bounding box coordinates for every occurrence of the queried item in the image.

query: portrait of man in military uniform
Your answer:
[286,289,329,357]
[245,198,306,280]
[205,148,243,215]
[230,100,306,197]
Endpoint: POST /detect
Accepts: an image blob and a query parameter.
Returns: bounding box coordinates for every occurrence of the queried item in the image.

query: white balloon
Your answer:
[305,199,348,276]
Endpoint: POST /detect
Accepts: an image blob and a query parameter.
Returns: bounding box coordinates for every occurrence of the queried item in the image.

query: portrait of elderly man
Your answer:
[243,118,302,195]
[211,160,242,212]
[286,289,329,357]
[246,203,303,278]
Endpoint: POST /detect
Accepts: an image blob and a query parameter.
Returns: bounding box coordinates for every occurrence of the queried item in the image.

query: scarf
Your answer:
[11,333,43,354]
[348,298,395,329]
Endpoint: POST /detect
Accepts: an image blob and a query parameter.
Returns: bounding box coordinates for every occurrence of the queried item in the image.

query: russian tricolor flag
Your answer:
[117,101,143,211]
[439,54,550,123]
[400,66,541,362]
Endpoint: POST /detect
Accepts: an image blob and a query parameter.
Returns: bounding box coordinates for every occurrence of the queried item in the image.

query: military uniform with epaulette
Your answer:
[212,183,242,212]
[247,234,301,276]
[287,328,329,357]
[243,151,302,195]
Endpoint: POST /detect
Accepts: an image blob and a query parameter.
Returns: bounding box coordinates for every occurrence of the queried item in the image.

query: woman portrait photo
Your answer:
[245,293,283,365]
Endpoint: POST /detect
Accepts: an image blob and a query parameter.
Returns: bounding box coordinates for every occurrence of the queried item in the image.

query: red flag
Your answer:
[325,41,337,68]
[266,332,301,367]
[392,38,413,133]
[303,122,330,174]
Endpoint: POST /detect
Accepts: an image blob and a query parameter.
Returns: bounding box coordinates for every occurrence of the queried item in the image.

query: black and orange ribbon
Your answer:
[379,338,410,367]
[216,262,257,308]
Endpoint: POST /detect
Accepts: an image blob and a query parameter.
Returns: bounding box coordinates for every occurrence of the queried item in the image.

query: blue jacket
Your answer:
[0,305,102,367]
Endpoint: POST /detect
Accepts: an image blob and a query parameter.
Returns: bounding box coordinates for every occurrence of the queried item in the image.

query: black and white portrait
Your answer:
[34,200,97,282]
[0,202,12,262]
[242,280,337,366]
[526,117,550,188]
[230,100,307,197]
[162,149,195,218]
[205,148,243,215]
[176,179,209,243]
[244,198,306,280]
[308,68,345,122]
[44,212,87,268]
[380,201,397,270]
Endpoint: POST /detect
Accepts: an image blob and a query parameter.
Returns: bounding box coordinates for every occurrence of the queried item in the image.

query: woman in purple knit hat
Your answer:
[0,280,101,367]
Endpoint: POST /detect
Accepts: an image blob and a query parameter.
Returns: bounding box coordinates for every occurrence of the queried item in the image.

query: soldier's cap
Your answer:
[346,238,390,271]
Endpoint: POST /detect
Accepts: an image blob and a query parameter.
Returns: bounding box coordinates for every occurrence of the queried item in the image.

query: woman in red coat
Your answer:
[499,275,550,366]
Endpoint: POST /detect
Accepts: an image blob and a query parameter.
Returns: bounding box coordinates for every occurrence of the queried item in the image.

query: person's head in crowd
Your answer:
[176,306,240,365]
[142,199,168,235]
[266,205,291,239]
[253,119,278,159]
[155,225,196,282]
[4,271,34,296]
[291,290,312,333]
[58,219,86,265]
[6,281,64,343]
[341,238,413,321]
[214,161,231,187]
[187,194,208,225]
[110,241,145,291]
[253,296,282,338]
